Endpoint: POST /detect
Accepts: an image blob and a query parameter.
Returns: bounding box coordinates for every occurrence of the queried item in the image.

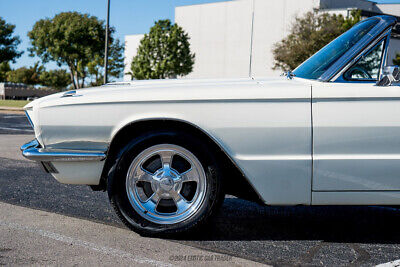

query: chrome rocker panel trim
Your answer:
[21,140,106,162]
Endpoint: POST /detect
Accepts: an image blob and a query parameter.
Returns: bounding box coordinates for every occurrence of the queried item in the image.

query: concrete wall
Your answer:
[124,0,400,80]
[377,4,400,67]
[388,38,400,66]
[250,0,318,78]
[376,4,400,17]
[319,0,377,12]
[175,0,254,79]
[0,83,57,100]
[124,34,144,81]
[175,0,320,79]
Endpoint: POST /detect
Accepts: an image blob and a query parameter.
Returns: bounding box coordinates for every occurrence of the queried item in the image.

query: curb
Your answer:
[0,107,24,112]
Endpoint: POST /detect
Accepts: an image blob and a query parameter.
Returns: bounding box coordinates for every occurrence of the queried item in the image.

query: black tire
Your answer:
[107,129,225,236]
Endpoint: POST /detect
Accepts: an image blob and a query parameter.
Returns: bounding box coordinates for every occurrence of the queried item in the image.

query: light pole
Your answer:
[104,0,110,84]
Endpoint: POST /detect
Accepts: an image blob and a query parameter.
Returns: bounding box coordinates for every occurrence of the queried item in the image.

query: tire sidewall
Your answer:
[108,130,223,235]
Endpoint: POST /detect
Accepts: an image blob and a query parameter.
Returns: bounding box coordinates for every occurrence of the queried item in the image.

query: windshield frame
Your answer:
[292,15,397,82]
[336,29,391,83]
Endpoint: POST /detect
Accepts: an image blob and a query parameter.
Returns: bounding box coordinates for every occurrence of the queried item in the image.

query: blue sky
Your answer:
[1,0,399,69]
[374,0,400,2]
[0,0,228,69]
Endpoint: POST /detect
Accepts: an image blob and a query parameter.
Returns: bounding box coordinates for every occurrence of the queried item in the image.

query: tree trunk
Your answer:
[68,63,77,89]
[81,75,85,88]
[74,71,80,89]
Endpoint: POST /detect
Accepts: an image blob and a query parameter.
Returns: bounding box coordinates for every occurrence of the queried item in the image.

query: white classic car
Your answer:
[22,15,400,236]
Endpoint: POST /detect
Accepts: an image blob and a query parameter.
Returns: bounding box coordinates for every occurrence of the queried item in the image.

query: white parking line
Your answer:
[2,115,24,119]
[0,220,172,267]
[377,260,400,267]
[0,201,261,266]
[0,126,33,132]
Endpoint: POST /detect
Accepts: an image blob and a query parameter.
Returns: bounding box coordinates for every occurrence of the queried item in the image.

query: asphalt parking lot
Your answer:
[1,111,400,266]
[0,111,34,135]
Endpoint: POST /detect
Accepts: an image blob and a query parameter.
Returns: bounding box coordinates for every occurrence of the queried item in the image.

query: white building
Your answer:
[123,34,144,81]
[124,0,400,81]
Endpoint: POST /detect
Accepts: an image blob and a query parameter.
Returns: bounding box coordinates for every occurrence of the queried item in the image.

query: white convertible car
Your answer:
[22,15,400,235]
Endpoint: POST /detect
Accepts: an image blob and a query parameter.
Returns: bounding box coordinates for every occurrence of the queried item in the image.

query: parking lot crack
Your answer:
[350,244,370,265]
[299,242,325,264]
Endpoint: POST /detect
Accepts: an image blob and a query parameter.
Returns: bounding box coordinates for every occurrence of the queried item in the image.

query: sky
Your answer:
[1,0,400,70]
[374,0,400,2]
[0,0,228,70]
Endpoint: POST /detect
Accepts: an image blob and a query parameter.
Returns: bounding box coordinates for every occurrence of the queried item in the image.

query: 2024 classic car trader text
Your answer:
[21,16,400,235]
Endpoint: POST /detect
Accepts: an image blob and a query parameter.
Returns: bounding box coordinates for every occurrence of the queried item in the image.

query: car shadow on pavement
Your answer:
[179,197,400,243]
[1,156,400,244]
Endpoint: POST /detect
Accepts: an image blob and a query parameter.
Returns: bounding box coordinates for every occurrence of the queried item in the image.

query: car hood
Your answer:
[24,77,310,110]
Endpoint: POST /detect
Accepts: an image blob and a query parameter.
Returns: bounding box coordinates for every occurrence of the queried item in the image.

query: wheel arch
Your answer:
[93,118,264,204]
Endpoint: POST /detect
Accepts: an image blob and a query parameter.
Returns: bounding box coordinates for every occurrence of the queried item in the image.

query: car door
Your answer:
[312,37,400,194]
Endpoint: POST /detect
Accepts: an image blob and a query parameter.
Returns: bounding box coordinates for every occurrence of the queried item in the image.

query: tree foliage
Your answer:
[272,10,362,71]
[5,62,70,90]
[87,39,124,86]
[130,19,195,80]
[7,62,44,85]
[0,62,11,82]
[28,12,123,89]
[39,69,71,90]
[393,53,400,66]
[0,17,23,63]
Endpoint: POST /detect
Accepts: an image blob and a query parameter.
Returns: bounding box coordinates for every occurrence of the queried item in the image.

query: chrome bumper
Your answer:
[20,139,106,162]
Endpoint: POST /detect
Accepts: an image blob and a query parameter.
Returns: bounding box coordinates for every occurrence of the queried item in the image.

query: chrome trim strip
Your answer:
[61,90,82,98]
[24,111,34,129]
[21,139,106,162]
[379,32,391,81]
[20,139,38,151]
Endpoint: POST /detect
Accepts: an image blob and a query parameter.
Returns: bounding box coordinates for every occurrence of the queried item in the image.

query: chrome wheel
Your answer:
[126,144,207,224]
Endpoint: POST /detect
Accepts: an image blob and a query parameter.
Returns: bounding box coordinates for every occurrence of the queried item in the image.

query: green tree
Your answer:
[39,69,71,90]
[393,53,400,66]
[272,10,362,71]
[0,17,23,63]
[341,10,362,31]
[0,62,12,82]
[87,39,124,86]
[130,19,195,80]
[7,62,44,85]
[28,12,123,89]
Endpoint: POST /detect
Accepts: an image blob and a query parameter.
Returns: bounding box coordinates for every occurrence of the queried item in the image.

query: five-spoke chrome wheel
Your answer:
[126,144,207,224]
